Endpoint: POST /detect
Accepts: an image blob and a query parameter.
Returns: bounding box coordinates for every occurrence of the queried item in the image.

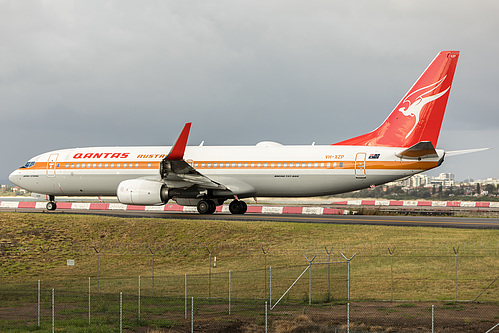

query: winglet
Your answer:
[166,123,192,160]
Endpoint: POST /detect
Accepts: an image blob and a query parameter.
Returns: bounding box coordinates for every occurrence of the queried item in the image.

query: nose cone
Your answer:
[9,170,19,186]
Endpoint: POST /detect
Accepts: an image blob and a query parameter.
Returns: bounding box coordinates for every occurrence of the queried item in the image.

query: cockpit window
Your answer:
[20,161,35,168]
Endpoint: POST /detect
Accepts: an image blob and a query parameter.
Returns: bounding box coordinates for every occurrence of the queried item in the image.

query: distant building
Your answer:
[430,173,455,188]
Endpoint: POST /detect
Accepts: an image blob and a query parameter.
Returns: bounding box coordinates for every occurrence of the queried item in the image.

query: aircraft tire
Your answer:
[207,200,217,214]
[46,202,57,211]
[197,200,215,214]
[229,200,247,214]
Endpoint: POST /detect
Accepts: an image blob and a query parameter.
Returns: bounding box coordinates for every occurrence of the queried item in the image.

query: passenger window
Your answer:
[110,163,114,168]
[207,163,211,168]
[123,163,127,168]
[93,163,97,168]
[238,163,242,167]
[98,163,102,168]
[314,163,318,168]
[147,163,151,168]
[271,163,275,167]
[71,163,74,168]
[105,163,108,168]
[213,163,217,167]
[201,163,205,167]
[257,163,261,167]
[194,163,198,167]
[264,163,268,167]
[65,163,69,168]
[244,163,248,167]
[339,162,343,168]
[326,163,330,168]
[81,164,85,168]
[333,162,337,168]
[231,163,236,168]
[135,163,139,168]
[277,163,281,167]
[117,163,120,168]
[302,163,306,167]
[320,163,324,168]
[251,163,255,168]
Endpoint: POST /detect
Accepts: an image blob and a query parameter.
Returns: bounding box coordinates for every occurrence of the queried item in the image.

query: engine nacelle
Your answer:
[117,179,170,206]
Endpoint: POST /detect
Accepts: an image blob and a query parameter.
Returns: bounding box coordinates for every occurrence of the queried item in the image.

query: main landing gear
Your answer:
[229,200,247,214]
[46,195,57,211]
[196,199,217,214]
[195,199,248,215]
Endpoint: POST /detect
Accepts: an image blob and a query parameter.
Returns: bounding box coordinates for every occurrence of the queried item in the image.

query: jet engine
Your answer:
[117,179,170,205]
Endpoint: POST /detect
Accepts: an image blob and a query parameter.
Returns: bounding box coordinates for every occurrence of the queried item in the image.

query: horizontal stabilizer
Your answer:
[445,147,490,157]
[395,141,438,159]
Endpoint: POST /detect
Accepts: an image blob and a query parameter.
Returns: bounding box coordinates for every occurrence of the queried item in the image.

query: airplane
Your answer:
[9,51,484,214]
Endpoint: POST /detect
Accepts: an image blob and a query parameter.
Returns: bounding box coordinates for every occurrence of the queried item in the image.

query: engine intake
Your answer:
[117,179,170,206]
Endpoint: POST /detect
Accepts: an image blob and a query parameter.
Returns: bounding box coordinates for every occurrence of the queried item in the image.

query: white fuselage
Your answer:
[9,144,443,199]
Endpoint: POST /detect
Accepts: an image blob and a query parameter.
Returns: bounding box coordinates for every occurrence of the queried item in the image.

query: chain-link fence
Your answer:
[1,241,498,331]
[1,284,498,332]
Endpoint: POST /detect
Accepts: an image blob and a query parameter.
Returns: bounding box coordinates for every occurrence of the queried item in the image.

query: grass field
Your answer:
[0,212,498,302]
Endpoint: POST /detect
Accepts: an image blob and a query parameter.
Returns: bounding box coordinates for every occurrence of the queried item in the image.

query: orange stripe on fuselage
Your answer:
[22,160,438,172]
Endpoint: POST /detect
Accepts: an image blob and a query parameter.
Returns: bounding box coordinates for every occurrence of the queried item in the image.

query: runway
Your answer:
[4,208,498,229]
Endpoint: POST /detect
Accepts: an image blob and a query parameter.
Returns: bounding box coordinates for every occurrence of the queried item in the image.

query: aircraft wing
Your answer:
[159,123,228,190]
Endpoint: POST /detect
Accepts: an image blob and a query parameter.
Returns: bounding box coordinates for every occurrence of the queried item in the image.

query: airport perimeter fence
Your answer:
[1,280,498,332]
[1,241,498,331]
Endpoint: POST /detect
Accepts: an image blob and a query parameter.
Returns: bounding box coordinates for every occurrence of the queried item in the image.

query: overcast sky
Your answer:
[1,0,498,183]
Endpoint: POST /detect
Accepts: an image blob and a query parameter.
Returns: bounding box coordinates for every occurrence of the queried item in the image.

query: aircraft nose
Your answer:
[9,170,19,186]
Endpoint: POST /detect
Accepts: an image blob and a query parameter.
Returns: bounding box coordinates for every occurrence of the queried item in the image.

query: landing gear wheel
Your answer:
[229,200,247,214]
[207,200,217,214]
[46,202,57,211]
[197,200,216,214]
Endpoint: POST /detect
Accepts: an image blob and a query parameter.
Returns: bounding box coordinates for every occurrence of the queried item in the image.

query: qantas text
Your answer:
[73,153,130,159]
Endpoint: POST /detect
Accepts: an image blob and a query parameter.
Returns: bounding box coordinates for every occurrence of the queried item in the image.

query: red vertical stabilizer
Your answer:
[333,51,459,148]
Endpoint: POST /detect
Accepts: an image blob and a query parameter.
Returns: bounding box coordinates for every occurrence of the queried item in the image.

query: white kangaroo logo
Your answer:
[398,76,449,139]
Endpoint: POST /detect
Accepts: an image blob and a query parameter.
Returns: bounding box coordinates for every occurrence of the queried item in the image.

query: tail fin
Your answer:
[333,51,459,148]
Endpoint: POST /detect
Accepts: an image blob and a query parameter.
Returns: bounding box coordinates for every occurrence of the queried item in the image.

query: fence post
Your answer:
[265,301,268,333]
[431,304,434,333]
[304,254,317,305]
[185,273,187,319]
[341,253,357,301]
[191,297,194,333]
[37,280,40,327]
[88,277,91,325]
[324,247,333,298]
[229,270,231,315]
[138,276,141,321]
[52,288,54,333]
[120,292,122,333]
[262,246,268,300]
[388,246,395,302]
[453,246,459,303]
[347,302,350,333]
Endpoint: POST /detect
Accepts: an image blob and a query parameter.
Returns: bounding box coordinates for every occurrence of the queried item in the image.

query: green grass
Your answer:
[0,212,498,302]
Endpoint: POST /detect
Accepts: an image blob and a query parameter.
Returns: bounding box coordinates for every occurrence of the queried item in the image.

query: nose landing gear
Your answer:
[46,195,57,211]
